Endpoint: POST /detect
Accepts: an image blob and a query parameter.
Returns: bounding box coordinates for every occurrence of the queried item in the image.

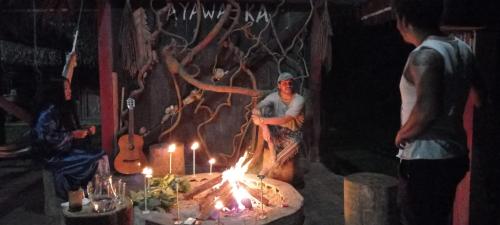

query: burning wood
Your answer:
[238,181,270,206]
[183,175,222,199]
[182,152,275,220]
[198,183,232,220]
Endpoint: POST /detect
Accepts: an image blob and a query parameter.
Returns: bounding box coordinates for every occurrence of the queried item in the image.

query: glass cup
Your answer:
[90,174,118,213]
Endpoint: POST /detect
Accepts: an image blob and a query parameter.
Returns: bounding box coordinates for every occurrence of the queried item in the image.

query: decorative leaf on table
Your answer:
[130,176,190,211]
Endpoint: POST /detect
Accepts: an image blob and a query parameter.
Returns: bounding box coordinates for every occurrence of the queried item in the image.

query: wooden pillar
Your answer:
[97,0,115,156]
[468,29,500,225]
[308,4,323,162]
[449,28,500,225]
[453,91,475,225]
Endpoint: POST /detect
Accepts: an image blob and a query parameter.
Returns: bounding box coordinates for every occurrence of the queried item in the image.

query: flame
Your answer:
[213,152,255,211]
[168,144,176,153]
[215,200,224,210]
[142,167,153,178]
[191,142,200,151]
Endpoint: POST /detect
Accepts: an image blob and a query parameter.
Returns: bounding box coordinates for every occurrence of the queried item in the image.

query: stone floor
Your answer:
[301,162,344,225]
[0,157,345,225]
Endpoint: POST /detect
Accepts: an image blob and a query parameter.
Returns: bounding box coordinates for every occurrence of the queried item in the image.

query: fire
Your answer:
[213,152,256,211]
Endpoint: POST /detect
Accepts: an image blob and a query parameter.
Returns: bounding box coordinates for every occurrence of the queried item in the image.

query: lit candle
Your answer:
[117,179,123,204]
[209,158,216,175]
[121,182,126,201]
[191,142,199,176]
[142,167,153,214]
[168,144,176,174]
[215,200,224,225]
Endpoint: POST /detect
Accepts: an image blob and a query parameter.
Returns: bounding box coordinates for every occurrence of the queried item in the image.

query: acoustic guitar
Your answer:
[114,98,147,174]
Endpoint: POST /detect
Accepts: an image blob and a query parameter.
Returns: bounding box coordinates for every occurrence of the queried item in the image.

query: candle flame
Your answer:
[191,142,199,151]
[215,200,224,210]
[168,143,176,153]
[142,167,153,178]
[209,158,216,164]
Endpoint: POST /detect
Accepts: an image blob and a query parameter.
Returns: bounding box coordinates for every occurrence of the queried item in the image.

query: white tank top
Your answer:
[398,36,473,160]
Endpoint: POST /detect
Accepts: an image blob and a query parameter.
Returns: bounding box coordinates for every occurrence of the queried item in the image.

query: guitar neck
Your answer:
[128,108,135,147]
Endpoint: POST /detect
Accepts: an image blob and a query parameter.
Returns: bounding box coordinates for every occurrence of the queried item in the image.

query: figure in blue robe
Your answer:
[31,69,105,200]
[32,104,104,200]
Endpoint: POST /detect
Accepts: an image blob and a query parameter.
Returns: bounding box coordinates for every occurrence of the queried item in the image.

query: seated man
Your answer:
[252,72,305,177]
[31,52,107,201]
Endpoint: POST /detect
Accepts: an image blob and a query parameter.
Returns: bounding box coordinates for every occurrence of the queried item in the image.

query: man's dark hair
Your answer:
[33,77,80,129]
[391,0,444,30]
[35,78,67,111]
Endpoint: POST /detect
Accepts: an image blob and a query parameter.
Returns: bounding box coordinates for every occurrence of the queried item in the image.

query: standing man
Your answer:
[252,72,305,178]
[392,0,483,225]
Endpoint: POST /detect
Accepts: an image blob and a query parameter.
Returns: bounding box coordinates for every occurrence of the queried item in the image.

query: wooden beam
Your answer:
[0,96,32,123]
[97,0,115,157]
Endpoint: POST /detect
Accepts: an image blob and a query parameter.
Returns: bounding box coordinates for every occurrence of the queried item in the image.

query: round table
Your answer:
[62,198,133,225]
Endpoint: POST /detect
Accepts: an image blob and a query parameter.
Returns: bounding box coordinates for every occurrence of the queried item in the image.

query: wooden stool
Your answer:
[344,172,398,225]
[62,199,133,225]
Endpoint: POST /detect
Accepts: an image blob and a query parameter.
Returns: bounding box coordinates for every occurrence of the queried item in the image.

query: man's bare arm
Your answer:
[62,52,77,81]
[260,115,295,126]
[396,48,443,147]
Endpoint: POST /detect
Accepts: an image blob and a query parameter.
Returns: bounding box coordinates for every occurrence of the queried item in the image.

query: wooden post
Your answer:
[344,172,398,225]
[308,2,324,162]
[97,0,115,156]
[112,72,119,154]
[453,87,476,225]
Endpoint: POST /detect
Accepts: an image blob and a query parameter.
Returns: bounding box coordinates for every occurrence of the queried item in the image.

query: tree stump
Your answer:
[63,199,133,225]
[344,172,398,225]
[42,168,62,217]
[149,143,185,176]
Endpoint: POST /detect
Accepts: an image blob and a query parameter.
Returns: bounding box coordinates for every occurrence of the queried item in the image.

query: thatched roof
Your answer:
[0,0,97,67]
[0,0,368,69]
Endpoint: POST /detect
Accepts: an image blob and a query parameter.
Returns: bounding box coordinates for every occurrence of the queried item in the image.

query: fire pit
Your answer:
[137,153,304,225]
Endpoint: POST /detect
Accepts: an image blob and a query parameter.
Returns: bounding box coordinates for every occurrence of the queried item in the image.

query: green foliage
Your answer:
[129,174,190,211]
